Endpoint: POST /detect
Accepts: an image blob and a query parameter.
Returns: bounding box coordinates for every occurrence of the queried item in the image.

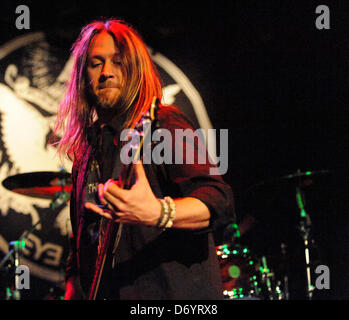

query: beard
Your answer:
[88,85,123,110]
[95,88,121,109]
[98,90,120,108]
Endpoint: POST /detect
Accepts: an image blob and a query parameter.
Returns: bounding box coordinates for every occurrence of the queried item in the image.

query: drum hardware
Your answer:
[260,256,272,295]
[280,242,290,300]
[244,169,331,193]
[295,171,315,300]
[216,242,282,300]
[259,256,283,300]
[1,170,71,300]
[240,169,331,300]
[216,243,259,299]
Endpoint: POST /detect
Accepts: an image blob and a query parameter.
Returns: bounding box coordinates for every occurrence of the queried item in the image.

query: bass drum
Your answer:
[216,243,283,300]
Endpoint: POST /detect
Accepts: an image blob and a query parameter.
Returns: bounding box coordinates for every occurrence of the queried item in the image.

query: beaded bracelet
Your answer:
[156,196,176,229]
[164,196,176,229]
[156,199,170,228]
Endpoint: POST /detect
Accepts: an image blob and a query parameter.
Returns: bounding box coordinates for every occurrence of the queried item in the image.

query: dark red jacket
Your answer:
[65,105,235,299]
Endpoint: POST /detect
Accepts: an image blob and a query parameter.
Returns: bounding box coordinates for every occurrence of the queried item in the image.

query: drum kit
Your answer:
[216,169,333,300]
[0,168,333,300]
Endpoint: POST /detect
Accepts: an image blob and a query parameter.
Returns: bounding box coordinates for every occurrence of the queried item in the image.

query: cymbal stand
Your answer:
[295,181,315,300]
[0,219,41,300]
[0,185,70,299]
[280,242,290,300]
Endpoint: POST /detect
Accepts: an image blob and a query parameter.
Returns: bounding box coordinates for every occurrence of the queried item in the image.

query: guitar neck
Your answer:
[88,218,116,300]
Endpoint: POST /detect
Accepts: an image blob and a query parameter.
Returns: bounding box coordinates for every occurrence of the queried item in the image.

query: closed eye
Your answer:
[89,60,103,68]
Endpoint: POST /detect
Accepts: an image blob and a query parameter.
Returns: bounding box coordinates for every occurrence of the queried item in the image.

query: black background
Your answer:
[1,0,349,300]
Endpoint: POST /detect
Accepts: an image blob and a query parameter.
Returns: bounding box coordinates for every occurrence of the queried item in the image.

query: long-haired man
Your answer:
[54,19,234,300]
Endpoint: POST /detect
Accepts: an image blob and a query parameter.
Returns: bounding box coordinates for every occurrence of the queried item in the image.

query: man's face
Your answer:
[87,31,124,110]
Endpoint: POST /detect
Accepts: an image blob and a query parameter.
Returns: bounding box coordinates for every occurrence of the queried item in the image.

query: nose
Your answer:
[100,61,114,80]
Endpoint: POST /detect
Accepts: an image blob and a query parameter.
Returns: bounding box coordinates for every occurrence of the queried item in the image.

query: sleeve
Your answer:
[64,163,79,281]
[157,105,235,235]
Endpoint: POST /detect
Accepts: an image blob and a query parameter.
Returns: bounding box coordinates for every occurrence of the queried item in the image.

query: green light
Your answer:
[229,224,241,238]
[260,266,270,274]
[249,260,254,265]
[13,240,25,249]
[6,287,12,297]
[296,187,307,218]
[222,246,230,255]
[305,171,312,175]
[232,250,238,255]
[228,265,241,279]
[242,248,248,254]
[254,281,258,286]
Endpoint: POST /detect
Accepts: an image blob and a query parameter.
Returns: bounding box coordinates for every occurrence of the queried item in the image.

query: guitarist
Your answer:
[54,19,235,300]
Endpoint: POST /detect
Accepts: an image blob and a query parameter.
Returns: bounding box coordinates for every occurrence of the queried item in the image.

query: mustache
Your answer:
[98,80,121,89]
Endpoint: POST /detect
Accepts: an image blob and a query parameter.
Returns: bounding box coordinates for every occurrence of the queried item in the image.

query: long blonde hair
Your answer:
[53,19,163,162]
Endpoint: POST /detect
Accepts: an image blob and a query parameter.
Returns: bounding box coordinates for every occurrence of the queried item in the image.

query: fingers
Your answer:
[98,181,126,217]
[98,183,108,206]
[84,201,123,221]
[89,163,149,225]
[101,179,129,203]
[103,189,126,211]
[98,162,147,203]
[84,201,105,214]
[133,160,146,182]
[84,201,112,219]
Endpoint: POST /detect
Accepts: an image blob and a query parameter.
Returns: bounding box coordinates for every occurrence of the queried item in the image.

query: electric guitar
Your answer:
[88,97,160,300]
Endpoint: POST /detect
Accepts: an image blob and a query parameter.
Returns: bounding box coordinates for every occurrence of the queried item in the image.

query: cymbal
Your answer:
[280,169,331,181]
[245,169,331,193]
[2,171,72,199]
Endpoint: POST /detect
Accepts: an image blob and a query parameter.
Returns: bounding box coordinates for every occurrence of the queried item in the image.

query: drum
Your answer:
[216,243,283,300]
